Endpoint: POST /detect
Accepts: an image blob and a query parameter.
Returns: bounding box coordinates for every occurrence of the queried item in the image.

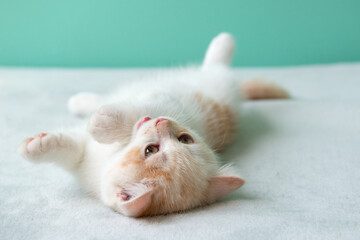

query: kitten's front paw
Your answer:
[18,133,63,162]
[88,105,123,144]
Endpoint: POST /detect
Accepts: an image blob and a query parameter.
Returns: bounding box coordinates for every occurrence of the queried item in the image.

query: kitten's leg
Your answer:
[18,131,86,171]
[203,33,235,67]
[87,104,137,144]
[68,92,101,117]
[88,96,183,144]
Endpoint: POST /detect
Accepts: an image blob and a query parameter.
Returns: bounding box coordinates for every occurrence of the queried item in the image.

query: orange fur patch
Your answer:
[122,147,172,182]
[121,147,143,167]
[194,92,236,151]
[141,151,206,216]
[241,79,289,100]
[144,166,172,182]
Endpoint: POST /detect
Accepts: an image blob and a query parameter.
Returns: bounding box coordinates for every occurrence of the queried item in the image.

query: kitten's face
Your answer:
[101,117,243,217]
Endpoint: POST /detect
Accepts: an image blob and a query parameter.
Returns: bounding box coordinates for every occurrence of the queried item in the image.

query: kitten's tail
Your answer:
[240,79,289,100]
[203,33,235,67]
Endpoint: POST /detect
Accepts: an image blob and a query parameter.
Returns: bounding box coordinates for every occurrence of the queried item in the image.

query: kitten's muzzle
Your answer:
[155,118,171,136]
[155,118,167,126]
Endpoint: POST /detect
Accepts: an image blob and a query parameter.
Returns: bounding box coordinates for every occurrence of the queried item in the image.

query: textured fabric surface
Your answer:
[1,64,360,239]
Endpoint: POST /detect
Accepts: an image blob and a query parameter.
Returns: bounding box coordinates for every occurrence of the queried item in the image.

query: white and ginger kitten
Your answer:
[18,33,288,217]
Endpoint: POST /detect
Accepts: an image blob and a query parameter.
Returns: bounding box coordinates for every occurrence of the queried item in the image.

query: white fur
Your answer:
[203,33,235,67]
[18,33,244,216]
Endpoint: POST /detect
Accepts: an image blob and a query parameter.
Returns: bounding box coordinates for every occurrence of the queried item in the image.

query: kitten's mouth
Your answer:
[137,117,151,129]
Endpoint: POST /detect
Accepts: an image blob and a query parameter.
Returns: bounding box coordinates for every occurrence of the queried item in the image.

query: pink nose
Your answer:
[137,117,151,129]
[155,118,167,126]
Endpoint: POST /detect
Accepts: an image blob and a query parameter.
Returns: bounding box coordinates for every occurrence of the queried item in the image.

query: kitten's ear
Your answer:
[207,176,245,202]
[117,184,154,217]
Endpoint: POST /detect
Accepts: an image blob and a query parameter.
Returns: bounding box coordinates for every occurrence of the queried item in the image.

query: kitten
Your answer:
[18,33,288,217]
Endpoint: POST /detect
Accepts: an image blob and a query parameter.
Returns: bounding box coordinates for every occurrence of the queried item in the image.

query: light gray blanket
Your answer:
[1,64,359,239]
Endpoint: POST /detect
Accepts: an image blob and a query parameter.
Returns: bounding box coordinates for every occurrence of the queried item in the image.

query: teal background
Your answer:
[0,0,359,67]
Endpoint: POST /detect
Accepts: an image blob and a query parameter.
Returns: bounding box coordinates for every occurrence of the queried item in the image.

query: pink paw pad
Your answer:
[38,133,47,137]
[27,138,34,143]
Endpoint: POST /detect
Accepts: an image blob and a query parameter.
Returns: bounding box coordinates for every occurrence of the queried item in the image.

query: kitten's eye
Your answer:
[178,134,194,144]
[145,145,159,157]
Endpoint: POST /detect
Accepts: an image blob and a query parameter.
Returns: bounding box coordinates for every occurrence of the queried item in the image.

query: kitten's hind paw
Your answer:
[18,133,65,162]
[203,32,235,67]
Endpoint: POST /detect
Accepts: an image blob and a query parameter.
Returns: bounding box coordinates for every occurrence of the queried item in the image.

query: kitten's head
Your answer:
[101,117,244,217]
